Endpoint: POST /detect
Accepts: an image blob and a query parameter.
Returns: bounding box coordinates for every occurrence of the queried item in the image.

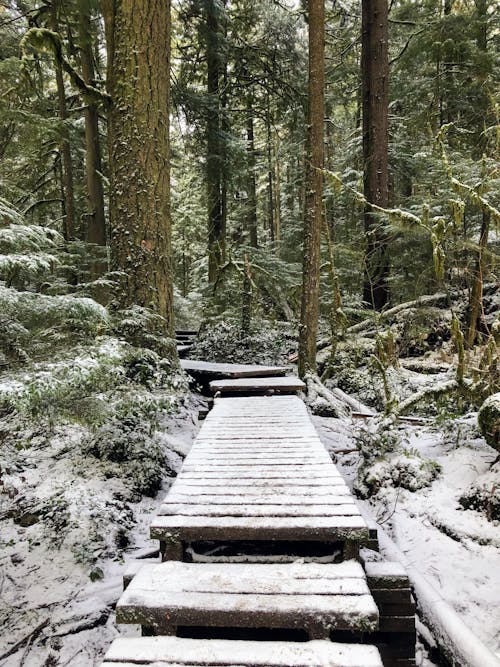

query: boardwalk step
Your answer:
[103,636,384,666]
[116,561,379,639]
[181,360,288,379]
[210,375,305,394]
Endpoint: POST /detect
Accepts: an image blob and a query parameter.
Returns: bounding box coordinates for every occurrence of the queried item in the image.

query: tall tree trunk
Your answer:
[51,0,75,242]
[298,0,325,378]
[104,0,174,334]
[246,93,258,248]
[79,0,106,251]
[361,0,390,310]
[206,0,225,283]
[266,93,275,242]
[466,0,491,348]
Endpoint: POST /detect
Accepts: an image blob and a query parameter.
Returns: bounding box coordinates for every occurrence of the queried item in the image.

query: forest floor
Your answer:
[0,360,499,666]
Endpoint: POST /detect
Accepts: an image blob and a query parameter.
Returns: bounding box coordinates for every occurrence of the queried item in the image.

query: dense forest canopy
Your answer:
[0,0,497,340]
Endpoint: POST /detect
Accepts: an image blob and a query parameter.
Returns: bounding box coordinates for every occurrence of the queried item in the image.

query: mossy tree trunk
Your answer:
[361,0,390,311]
[103,0,174,335]
[246,92,258,249]
[298,0,325,378]
[50,0,75,242]
[79,0,106,252]
[205,0,226,283]
[466,0,491,348]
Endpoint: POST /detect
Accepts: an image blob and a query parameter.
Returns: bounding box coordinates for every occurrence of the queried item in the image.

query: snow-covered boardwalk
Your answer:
[103,388,415,666]
[151,395,369,559]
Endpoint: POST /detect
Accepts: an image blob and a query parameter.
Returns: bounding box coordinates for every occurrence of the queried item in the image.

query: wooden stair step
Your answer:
[210,376,305,393]
[102,636,383,667]
[150,514,369,543]
[116,561,379,637]
[181,360,289,379]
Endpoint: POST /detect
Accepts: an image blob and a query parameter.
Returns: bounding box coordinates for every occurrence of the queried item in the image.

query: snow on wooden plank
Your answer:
[116,561,378,632]
[118,561,371,596]
[170,479,349,490]
[210,376,305,393]
[177,470,342,480]
[161,493,355,505]
[183,456,333,467]
[182,457,340,475]
[157,504,360,517]
[181,360,288,378]
[150,514,369,542]
[103,637,384,667]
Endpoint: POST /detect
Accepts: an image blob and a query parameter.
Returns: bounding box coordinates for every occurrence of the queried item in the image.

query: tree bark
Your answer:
[246,93,258,248]
[50,0,75,242]
[79,0,106,252]
[206,0,225,283]
[466,0,491,348]
[104,0,174,334]
[361,0,390,310]
[298,0,325,378]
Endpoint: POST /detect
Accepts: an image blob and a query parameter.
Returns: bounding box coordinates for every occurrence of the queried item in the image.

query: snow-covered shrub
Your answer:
[459,463,500,521]
[191,318,295,365]
[80,402,173,496]
[112,305,176,358]
[394,306,452,357]
[0,315,29,361]
[354,416,441,497]
[325,338,386,410]
[478,393,500,453]
[123,348,177,390]
[357,451,441,497]
[3,350,126,422]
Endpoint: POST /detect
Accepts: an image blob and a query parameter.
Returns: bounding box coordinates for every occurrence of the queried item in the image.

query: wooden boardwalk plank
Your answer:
[150,514,369,542]
[157,504,360,517]
[181,360,288,378]
[116,561,378,634]
[210,376,305,393]
[103,637,384,667]
[161,493,355,505]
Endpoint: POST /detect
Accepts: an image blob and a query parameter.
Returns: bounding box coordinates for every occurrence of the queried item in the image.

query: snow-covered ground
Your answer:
[0,401,201,667]
[315,413,500,660]
[1,385,499,666]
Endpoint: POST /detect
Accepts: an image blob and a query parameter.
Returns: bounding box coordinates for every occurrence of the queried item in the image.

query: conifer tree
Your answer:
[103,0,174,334]
[298,0,324,378]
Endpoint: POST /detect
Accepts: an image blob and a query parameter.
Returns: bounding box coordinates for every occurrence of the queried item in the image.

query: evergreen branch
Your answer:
[20,29,111,108]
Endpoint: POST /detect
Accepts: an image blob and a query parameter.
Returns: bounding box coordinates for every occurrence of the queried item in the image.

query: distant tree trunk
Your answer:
[206,0,225,283]
[298,0,325,378]
[361,0,390,310]
[266,94,275,242]
[104,0,174,333]
[466,0,491,348]
[79,1,106,247]
[246,93,258,248]
[51,0,75,242]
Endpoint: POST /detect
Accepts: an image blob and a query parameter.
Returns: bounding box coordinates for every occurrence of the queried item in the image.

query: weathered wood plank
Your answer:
[170,479,349,490]
[161,493,355,505]
[150,514,369,542]
[210,376,305,393]
[103,637,384,667]
[116,561,378,634]
[181,360,288,378]
[158,504,361,517]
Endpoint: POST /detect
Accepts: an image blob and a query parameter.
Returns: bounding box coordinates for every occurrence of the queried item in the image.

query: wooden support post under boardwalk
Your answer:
[159,538,183,561]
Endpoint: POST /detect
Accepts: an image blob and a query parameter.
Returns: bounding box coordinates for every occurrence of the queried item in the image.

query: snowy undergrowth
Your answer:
[190,318,296,366]
[314,410,500,657]
[0,296,196,665]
